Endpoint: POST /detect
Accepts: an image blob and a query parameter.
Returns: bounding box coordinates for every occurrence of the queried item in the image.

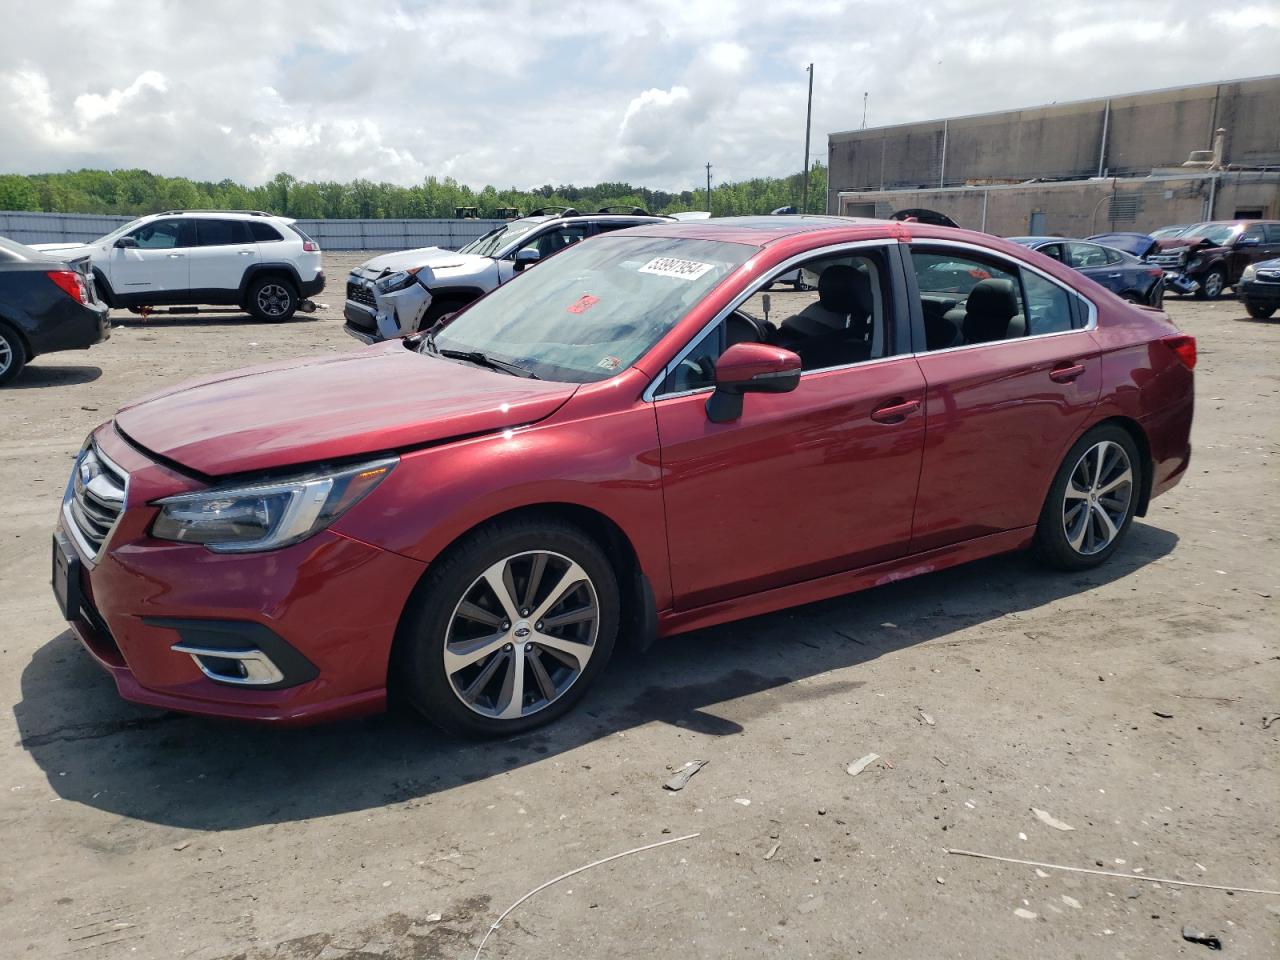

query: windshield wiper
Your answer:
[436,347,539,379]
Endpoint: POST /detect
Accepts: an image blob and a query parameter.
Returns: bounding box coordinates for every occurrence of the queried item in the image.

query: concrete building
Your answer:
[827,75,1280,236]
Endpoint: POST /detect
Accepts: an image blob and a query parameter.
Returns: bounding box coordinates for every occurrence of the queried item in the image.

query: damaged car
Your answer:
[344,208,668,343]
[1148,220,1280,299]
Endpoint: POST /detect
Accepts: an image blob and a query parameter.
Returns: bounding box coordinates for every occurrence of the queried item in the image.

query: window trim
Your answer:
[644,237,901,401]
[902,237,1097,357]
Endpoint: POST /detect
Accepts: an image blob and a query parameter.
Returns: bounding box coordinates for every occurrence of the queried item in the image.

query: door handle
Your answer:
[870,398,921,424]
[1049,362,1086,383]
[1107,272,1121,278]
[239,250,254,255]
[166,253,184,259]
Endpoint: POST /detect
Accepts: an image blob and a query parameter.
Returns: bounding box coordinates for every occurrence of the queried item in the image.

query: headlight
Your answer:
[151,457,396,552]
[375,267,423,293]
[1242,263,1257,282]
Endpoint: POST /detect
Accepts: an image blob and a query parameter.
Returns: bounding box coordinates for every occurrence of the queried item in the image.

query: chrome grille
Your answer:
[1149,252,1184,268]
[64,445,128,560]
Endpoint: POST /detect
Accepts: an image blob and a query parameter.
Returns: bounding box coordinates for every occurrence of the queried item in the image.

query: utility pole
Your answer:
[861,92,868,129]
[705,162,712,214]
[801,63,814,214]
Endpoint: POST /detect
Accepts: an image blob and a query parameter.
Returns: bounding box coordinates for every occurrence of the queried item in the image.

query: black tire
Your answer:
[1245,301,1276,320]
[1196,268,1226,301]
[1033,424,1142,571]
[246,275,299,322]
[394,517,620,736]
[416,296,472,333]
[1148,284,1164,309]
[0,322,27,386]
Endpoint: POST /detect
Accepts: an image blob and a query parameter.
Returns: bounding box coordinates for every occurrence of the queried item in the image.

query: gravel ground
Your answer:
[1,257,1277,959]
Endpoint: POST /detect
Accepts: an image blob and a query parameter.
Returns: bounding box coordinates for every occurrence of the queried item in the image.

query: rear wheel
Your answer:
[1197,268,1225,300]
[1245,301,1276,320]
[1034,425,1141,571]
[394,518,619,735]
[246,276,298,322]
[0,322,27,386]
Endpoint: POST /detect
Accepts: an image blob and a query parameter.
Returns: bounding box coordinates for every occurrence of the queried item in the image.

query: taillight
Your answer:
[47,270,89,305]
[303,241,320,252]
[1162,334,1196,370]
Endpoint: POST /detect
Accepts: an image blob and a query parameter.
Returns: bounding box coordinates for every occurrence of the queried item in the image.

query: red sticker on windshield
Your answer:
[567,294,600,314]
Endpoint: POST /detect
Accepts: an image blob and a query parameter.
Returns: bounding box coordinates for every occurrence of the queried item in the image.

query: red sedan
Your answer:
[53,217,1195,733]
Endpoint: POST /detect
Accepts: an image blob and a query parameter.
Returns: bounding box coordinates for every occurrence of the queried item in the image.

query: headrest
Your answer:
[963,278,1020,343]
[818,264,873,317]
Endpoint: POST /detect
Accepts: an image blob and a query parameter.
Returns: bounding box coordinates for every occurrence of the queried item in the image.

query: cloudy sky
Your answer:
[2,0,1277,191]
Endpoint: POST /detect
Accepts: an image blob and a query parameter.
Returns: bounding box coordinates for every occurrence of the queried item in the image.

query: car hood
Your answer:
[114,343,578,477]
[354,247,493,276]
[31,241,95,256]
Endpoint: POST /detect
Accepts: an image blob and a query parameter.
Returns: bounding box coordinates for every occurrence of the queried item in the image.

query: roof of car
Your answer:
[612,215,895,245]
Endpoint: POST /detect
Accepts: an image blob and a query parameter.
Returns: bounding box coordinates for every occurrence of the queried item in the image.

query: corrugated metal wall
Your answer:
[0,212,504,251]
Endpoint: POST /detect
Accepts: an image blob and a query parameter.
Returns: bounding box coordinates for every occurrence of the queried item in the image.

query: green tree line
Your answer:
[0,164,827,219]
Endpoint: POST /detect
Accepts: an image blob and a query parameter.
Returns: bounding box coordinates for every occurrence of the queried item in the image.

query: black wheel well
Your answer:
[0,316,31,360]
[1095,416,1154,516]
[91,268,116,308]
[389,502,655,689]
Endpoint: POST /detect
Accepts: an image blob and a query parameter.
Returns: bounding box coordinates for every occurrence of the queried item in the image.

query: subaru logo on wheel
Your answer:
[513,625,531,638]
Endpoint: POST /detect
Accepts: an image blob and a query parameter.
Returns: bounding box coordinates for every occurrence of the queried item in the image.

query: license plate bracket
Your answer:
[52,532,82,622]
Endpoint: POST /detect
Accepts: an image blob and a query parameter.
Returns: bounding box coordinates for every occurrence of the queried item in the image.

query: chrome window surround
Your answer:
[644,236,1099,402]
[61,441,130,565]
[644,238,899,402]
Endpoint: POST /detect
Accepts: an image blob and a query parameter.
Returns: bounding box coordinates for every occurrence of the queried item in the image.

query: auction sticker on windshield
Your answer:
[638,257,716,281]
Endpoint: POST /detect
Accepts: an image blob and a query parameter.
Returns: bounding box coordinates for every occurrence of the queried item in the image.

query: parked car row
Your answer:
[1008,236,1166,306]
[52,215,1196,733]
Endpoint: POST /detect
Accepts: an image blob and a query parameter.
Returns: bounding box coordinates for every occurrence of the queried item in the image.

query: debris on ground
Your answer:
[764,842,780,861]
[1181,926,1223,950]
[918,708,936,726]
[1013,908,1037,920]
[1153,710,1174,719]
[173,840,191,851]
[1061,895,1082,910]
[1031,807,1075,831]
[1263,714,1279,730]
[845,753,880,777]
[663,760,708,791]
[734,798,751,806]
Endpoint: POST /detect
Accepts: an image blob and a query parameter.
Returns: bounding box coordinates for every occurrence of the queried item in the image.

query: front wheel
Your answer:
[394,518,619,735]
[246,276,298,322]
[1245,301,1276,320]
[1197,268,1225,300]
[1033,425,1141,571]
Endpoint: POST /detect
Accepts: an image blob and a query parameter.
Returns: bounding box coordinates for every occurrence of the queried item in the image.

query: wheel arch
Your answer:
[389,501,658,688]
[91,267,117,308]
[1085,415,1155,516]
[238,262,303,302]
[0,315,33,360]
[425,285,486,305]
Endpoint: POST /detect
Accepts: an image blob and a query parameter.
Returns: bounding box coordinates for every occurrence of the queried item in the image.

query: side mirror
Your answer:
[1235,235,1260,247]
[513,249,540,271]
[706,342,801,423]
[114,236,138,249]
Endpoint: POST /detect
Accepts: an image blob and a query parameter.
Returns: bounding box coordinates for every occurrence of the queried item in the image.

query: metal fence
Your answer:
[0,212,504,251]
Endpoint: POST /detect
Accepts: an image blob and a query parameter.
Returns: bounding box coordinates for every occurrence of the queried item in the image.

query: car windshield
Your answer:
[1182,223,1238,246]
[458,220,541,258]
[429,235,754,383]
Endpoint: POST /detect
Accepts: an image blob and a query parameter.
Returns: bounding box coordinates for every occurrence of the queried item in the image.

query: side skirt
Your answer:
[656,526,1036,637]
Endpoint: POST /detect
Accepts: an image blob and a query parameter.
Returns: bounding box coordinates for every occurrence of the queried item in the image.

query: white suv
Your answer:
[33,210,325,322]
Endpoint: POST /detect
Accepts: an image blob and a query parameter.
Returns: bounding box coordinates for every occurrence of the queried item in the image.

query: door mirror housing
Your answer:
[1235,234,1260,247]
[706,342,801,423]
[513,248,540,271]
[114,236,138,249]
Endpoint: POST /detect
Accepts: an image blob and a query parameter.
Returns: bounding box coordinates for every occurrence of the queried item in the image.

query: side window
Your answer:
[657,247,893,394]
[1263,224,1280,243]
[911,249,1023,349]
[1239,223,1266,244]
[1037,243,1065,262]
[1022,271,1076,334]
[1066,243,1107,268]
[592,221,636,236]
[125,219,186,249]
[1102,247,1125,265]
[196,219,249,246]
[250,221,283,242]
[519,224,590,260]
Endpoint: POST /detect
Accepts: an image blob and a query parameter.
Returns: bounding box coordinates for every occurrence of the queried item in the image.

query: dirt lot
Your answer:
[1,255,1277,959]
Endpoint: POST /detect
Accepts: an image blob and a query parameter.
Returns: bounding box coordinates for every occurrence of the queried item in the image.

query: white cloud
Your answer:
[0,0,1275,191]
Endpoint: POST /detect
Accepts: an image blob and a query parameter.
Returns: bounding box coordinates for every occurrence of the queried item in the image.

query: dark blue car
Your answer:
[1008,237,1165,306]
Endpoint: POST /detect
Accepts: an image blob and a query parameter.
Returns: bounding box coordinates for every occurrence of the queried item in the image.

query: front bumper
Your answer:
[1238,277,1280,308]
[1160,271,1200,296]
[343,273,431,343]
[53,425,428,725]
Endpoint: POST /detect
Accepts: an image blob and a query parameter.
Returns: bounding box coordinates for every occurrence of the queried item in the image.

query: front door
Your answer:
[107,217,192,297]
[654,242,926,609]
[905,244,1102,552]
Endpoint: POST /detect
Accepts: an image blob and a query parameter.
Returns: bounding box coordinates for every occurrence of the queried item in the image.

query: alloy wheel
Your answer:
[256,283,292,317]
[443,550,599,720]
[0,334,11,376]
[1062,440,1134,555]
[1203,271,1224,299]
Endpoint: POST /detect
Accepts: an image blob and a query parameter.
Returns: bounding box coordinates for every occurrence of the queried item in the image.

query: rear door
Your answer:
[906,242,1102,553]
[1066,242,1123,294]
[106,218,192,296]
[189,218,259,292]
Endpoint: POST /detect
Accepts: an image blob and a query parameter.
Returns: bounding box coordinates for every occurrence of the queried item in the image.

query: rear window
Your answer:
[251,221,284,242]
